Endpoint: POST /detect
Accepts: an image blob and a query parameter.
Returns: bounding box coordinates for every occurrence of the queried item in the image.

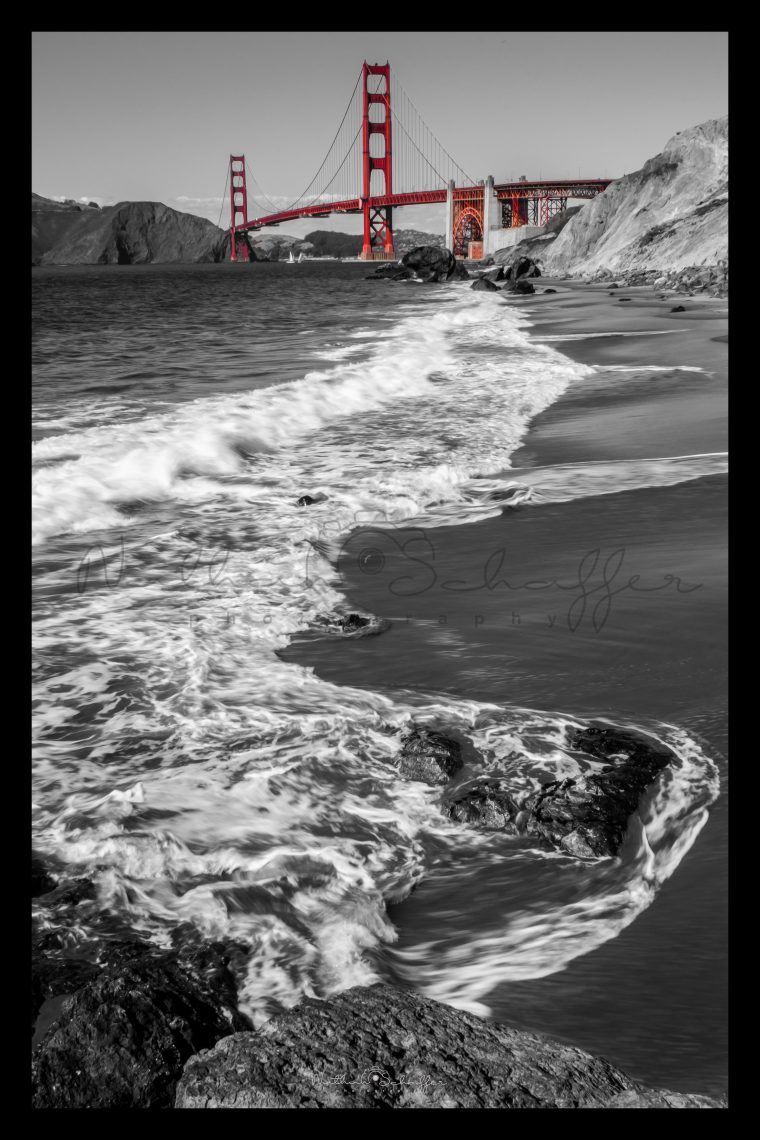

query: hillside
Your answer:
[494,116,727,286]
[36,198,225,265]
[32,195,103,263]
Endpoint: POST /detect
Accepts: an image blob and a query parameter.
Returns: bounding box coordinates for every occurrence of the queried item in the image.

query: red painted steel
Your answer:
[360,62,395,260]
[229,155,250,262]
[232,181,611,237]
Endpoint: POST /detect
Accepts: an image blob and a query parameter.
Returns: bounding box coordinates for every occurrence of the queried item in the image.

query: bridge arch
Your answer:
[453,205,483,259]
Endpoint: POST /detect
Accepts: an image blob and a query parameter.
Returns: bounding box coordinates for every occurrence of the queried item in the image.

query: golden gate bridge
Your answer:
[225,61,612,262]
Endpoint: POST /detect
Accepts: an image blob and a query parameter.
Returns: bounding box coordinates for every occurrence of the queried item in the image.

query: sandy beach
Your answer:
[286,278,728,1094]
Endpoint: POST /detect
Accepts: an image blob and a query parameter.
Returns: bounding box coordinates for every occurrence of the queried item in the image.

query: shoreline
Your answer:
[284,277,728,1093]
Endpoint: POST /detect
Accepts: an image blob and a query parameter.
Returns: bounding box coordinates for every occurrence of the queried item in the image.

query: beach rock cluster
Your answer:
[32,940,249,1109]
[174,983,726,1109]
[446,722,673,858]
[401,245,457,282]
[396,727,463,785]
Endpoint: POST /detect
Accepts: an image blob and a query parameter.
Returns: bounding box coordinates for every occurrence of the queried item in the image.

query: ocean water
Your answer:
[32,264,725,1085]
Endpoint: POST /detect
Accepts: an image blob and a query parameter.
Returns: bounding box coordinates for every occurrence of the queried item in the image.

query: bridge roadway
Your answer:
[235,179,612,233]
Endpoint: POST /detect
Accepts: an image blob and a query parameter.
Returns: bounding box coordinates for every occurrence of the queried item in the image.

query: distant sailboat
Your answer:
[287,250,295,264]
[298,252,305,263]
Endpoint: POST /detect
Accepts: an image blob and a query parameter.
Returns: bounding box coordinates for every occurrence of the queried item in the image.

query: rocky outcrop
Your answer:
[496,117,727,285]
[174,984,726,1108]
[37,199,226,265]
[396,728,463,785]
[471,277,500,292]
[333,613,391,638]
[446,723,673,858]
[31,194,103,263]
[31,854,57,898]
[401,245,456,282]
[31,941,249,1109]
[505,279,536,294]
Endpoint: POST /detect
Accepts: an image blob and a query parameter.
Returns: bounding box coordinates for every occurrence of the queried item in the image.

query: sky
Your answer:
[32,31,728,237]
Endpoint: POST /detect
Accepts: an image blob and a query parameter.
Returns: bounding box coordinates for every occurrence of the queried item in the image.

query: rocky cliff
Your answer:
[494,116,727,284]
[32,194,102,263]
[34,196,226,265]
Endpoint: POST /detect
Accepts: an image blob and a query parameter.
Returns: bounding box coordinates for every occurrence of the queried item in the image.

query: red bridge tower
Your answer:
[360,62,395,260]
[229,155,250,262]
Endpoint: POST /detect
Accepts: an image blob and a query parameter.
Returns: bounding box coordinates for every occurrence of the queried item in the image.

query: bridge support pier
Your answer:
[482,175,495,258]
[444,180,454,253]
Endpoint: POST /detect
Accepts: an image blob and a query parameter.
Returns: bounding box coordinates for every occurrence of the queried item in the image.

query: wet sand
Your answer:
[286,279,728,1094]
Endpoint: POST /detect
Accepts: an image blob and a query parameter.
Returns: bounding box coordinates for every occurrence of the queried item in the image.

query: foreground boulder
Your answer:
[471,277,500,292]
[330,613,391,638]
[32,941,248,1109]
[503,256,541,280]
[175,984,725,1108]
[397,727,462,785]
[447,723,674,858]
[401,245,456,282]
[31,854,57,898]
[505,279,536,294]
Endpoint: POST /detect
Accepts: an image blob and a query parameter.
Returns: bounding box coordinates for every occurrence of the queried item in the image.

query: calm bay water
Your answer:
[32,263,726,1092]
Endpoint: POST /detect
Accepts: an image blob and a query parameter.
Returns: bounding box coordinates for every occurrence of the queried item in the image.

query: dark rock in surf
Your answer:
[471,277,500,292]
[671,304,686,312]
[451,261,470,279]
[479,266,504,283]
[31,855,57,898]
[543,288,558,294]
[507,279,536,295]
[513,256,541,279]
[446,778,522,832]
[297,493,328,507]
[397,727,463,785]
[401,245,456,283]
[369,262,404,278]
[445,722,674,859]
[31,941,248,1109]
[334,613,391,638]
[523,723,674,857]
[35,877,96,908]
[619,297,632,302]
[175,982,726,1108]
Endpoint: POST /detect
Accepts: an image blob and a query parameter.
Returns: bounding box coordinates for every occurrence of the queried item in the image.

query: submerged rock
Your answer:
[671,304,686,312]
[507,279,536,294]
[297,493,328,507]
[446,722,674,858]
[31,941,248,1109]
[333,613,391,638]
[31,855,57,898]
[524,723,674,857]
[446,778,522,832]
[401,245,456,282]
[471,277,500,292]
[397,727,462,785]
[175,983,725,1108]
[544,287,558,294]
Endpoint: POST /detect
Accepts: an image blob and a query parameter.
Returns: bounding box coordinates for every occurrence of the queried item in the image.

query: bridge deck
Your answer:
[235,179,612,234]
